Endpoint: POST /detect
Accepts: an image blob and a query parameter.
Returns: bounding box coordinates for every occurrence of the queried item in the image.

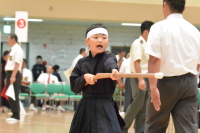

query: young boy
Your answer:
[69,23,125,133]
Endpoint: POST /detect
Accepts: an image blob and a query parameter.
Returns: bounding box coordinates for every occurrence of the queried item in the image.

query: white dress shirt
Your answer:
[37,73,59,84]
[70,54,84,69]
[119,58,131,74]
[21,68,33,87]
[5,43,23,71]
[116,55,126,62]
[145,13,200,76]
[130,36,148,73]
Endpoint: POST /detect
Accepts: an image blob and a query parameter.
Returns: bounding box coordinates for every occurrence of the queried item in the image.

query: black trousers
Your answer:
[21,86,36,104]
[6,71,20,120]
[145,73,198,133]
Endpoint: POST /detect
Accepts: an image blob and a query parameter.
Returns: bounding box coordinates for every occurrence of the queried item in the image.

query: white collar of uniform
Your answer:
[78,54,84,58]
[11,43,18,50]
[167,13,183,19]
[139,36,146,44]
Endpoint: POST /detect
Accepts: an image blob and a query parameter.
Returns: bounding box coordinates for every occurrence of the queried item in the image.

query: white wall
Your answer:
[0,22,140,81]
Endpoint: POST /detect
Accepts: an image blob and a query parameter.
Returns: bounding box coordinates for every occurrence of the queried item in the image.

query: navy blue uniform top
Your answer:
[70,52,118,94]
[53,72,62,82]
[32,64,46,81]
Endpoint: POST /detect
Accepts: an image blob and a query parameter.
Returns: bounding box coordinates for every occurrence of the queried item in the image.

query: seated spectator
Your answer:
[37,65,59,111]
[37,65,59,84]
[53,65,62,82]
[20,59,37,111]
[52,64,65,111]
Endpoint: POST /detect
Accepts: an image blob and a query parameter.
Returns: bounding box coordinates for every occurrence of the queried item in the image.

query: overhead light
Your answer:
[121,23,141,26]
[27,19,43,22]
[3,18,43,22]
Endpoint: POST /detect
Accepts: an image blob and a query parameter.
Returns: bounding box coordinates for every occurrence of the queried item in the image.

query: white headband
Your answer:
[86,28,108,39]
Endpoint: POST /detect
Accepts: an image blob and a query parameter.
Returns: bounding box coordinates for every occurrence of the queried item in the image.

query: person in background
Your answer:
[122,21,154,133]
[5,33,23,122]
[116,49,126,69]
[119,53,132,112]
[126,53,130,59]
[70,48,87,69]
[37,65,59,111]
[0,51,10,109]
[105,50,110,54]
[20,59,37,111]
[69,48,87,111]
[32,55,46,81]
[52,64,65,111]
[53,65,62,82]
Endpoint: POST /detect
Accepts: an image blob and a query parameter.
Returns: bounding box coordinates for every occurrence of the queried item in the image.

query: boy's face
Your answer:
[85,34,109,55]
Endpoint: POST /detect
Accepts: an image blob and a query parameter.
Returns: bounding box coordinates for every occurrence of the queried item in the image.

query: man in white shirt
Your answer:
[119,53,132,112]
[5,34,23,121]
[19,59,37,111]
[37,65,59,84]
[68,48,86,111]
[70,48,86,69]
[122,21,154,133]
[37,65,59,110]
[145,0,200,132]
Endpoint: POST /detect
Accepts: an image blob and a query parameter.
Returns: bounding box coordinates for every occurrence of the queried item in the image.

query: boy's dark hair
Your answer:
[118,49,126,53]
[141,21,154,34]
[3,50,9,56]
[53,65,60,71]
[9,33,18,42]
[85,23,107,38]
[36,55,42,59]
[23,59,27,64]
[79,48,86,54]
[163,0,185,13]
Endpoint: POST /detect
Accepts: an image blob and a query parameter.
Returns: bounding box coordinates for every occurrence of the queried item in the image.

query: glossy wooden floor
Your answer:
[0,109,200,133]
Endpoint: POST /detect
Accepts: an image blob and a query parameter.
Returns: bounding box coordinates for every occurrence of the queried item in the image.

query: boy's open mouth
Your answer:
[97,45,103,48]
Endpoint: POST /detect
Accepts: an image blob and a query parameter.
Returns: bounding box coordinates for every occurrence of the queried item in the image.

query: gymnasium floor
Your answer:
[0,109,199,133]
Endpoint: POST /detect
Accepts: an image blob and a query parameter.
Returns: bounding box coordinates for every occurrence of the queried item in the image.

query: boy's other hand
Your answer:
[84,74,96,85]
[110,69,118,80]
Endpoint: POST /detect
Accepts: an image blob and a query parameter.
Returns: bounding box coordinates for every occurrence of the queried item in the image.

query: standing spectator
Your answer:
[122,21,154,133]
[32,56,46,81]
[119,53,132,112]
[5,33,23,122]
[1,51,10,109]
[145,0,200,132]
[70,48,87,69]
[69,48,87,111]
[53,65,62,82]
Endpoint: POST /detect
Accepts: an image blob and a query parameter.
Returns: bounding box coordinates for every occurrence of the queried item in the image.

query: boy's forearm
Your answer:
[11,63,20,77]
